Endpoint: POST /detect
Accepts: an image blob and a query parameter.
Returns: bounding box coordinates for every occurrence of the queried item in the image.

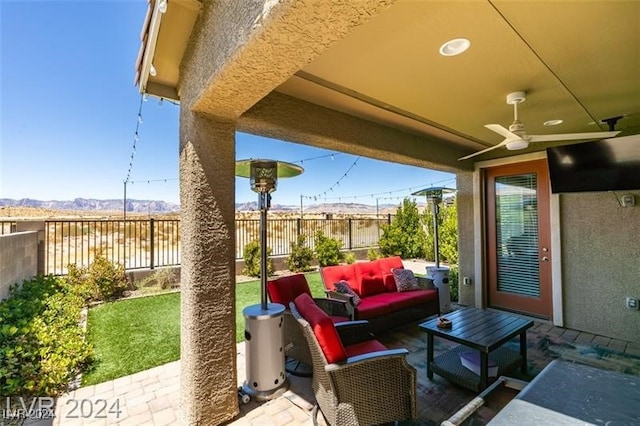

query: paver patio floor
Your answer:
[51,315,640,426]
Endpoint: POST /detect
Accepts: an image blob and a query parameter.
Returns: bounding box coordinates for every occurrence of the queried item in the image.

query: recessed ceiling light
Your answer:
[543,119,563,126]
[439,38,471,56]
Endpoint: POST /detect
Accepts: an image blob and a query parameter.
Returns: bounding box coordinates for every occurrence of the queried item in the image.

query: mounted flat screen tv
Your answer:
[546,135,640,193]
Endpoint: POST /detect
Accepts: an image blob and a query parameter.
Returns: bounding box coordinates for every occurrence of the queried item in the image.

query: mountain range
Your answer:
[0,198,407,214]
[0,198,180,213]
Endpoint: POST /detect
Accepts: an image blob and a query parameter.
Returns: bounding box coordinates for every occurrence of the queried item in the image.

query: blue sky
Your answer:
[0,1,454,207]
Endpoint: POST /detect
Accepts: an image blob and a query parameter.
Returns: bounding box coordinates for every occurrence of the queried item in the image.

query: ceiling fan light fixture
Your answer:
[544,119,563,126]
[439,38,470,56]
[505,139,529,150]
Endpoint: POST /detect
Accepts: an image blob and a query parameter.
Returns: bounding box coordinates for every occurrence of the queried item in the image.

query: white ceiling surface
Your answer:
[276,0,640,159]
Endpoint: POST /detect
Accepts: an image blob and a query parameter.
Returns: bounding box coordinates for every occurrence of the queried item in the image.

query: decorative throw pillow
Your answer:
[392,268,419,292]
[334,280,362,306]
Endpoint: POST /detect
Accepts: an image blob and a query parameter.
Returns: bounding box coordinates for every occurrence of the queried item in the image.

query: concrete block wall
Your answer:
[0,231,38,301]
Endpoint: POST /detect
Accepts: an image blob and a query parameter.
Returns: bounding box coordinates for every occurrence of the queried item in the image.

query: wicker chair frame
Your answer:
[290,303,417,426]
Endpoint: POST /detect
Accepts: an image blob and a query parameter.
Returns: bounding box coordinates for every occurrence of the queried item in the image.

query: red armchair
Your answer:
[266,274,351,375]
[291,293,417,425]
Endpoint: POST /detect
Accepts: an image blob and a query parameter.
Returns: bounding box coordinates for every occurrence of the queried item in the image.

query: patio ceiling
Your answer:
[138,0,640,162]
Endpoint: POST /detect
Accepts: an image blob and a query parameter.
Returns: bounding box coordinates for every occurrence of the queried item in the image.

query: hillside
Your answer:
[0,198,408,219]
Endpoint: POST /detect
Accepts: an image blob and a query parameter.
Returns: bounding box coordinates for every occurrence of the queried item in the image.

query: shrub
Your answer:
[379,198,427,259]
[423,200,458,264]
[0,275,93,398]
[314,230,344,267]
[243,240,274,277]
[367,247,381,261]
[67,254,129,302]
[136,267,178,290]
[448,264,459,302]
[439,201,459,265]
[344,252,356,264]
[286,234,314,272]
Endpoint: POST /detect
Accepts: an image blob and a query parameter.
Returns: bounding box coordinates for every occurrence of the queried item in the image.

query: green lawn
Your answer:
[83,292,181,385]
[84,272,324,385]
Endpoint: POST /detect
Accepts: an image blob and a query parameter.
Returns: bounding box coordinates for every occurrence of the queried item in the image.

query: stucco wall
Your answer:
[456,172,476,306]
[560,191,640,343]
[0,231,38,301]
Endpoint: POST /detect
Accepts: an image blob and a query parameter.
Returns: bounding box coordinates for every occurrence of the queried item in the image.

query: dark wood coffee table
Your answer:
[419,307,533,392]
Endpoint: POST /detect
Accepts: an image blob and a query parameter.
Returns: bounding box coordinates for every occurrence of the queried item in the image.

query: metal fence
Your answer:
[44,219,181,275]
[7,216,391,275]
[235,217,390,259]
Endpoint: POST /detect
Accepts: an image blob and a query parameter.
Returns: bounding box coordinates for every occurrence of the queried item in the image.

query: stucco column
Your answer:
[456,172,476,307]
[179,110,238,425]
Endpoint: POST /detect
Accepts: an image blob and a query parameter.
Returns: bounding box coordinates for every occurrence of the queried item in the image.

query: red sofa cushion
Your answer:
[321,265,359,294]
[354,298,394,319]
[353,262,386,297]
[376,256,404,292]
[345,339,388,358]
[267,274,311,305]
[368,289,438,311]
[294,293,347,363]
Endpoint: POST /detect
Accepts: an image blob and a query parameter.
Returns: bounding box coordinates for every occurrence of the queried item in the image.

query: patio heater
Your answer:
[235,158,303,401]
[412,186,455,312]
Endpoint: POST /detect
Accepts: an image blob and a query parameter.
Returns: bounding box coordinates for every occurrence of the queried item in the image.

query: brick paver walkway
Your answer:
[48,260,639,425]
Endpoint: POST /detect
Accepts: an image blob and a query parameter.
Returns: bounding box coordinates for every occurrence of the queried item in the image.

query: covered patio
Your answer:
[134,1,639,424]
[52,316,640,425]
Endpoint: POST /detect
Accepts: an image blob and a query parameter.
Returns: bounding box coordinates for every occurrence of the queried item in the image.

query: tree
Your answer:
[379,198,427,259]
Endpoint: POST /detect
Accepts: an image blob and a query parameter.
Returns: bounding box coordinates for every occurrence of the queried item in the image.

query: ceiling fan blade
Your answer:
[528,130,621,143]
[458,140,508,161]
[484,124,520,140]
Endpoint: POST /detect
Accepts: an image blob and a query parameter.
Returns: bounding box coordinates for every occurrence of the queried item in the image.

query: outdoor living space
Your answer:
[52,304,640,426]
[2,1,639,425]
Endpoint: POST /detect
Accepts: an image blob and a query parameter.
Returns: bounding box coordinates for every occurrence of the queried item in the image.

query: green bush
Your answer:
[379,198,427,259]
[344,252,356,264]
[243,240,274,277]
[448,264,459,302]
[286,234,314,272]
[0,275,93,397]
[314,230,344,267]
[423,200,458,264]
[439,201,459,265]
[367,247,381,261]
[67,254,129,302]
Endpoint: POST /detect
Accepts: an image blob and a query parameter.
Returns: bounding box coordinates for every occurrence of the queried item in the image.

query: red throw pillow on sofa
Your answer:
[294,293,347,363]
[354,262,387,297]
[377,256,404,291]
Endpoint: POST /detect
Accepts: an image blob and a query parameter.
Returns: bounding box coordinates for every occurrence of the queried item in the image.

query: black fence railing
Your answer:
[235,216,391,259]
[44,219,181,275]
[11,216,393,275]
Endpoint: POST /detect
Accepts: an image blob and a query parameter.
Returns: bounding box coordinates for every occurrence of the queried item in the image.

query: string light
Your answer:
[304,157,361,200]
[123,94,178,185]
[302,177,456,203]
[124,95,145,184]
[291,152,342,165]
[129,178,178,185]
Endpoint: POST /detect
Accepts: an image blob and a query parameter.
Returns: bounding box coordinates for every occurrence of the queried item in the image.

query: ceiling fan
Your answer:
[458,91,621,161]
